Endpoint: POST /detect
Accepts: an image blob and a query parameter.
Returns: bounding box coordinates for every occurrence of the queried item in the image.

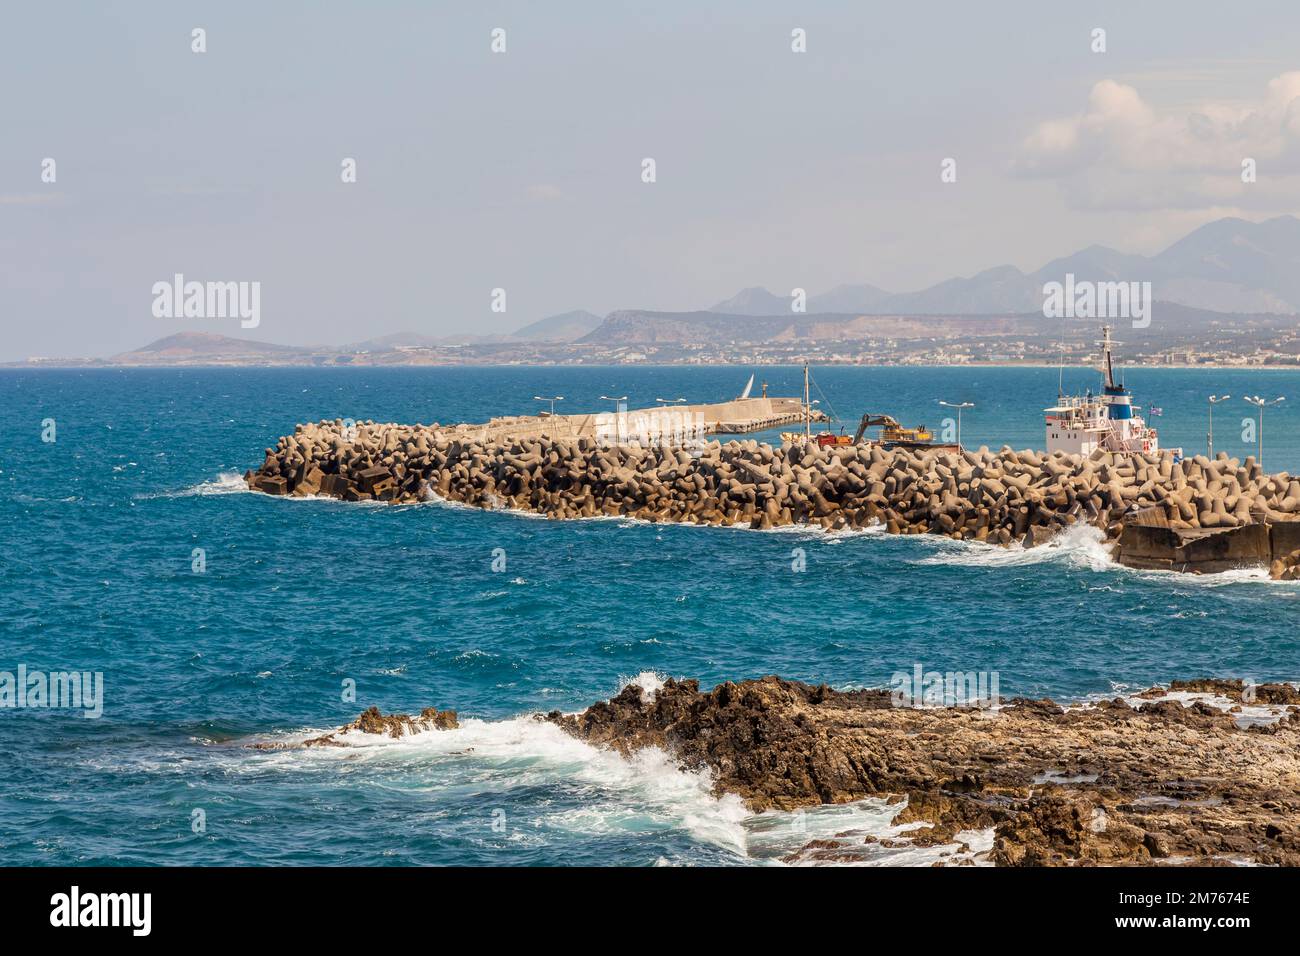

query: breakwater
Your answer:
[246,417,1300,574]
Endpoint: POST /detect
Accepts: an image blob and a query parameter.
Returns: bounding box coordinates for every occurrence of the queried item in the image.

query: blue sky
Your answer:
[3,1,1299,359]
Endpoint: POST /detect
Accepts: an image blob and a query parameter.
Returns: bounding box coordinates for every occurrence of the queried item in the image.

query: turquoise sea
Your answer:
[3,365,1300,865]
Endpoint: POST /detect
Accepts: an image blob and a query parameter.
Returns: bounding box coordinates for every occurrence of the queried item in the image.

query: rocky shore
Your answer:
[247,418,1300,574]
[271,677,1300,865]
[545,676,1300,865]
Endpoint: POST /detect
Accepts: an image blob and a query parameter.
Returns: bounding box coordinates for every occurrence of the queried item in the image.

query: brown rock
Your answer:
[256,474,288,496]
[544,675,1300,866]
[252,705,460,750]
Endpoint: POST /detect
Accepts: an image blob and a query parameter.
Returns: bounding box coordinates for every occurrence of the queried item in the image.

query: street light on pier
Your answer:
[1206,395,1230,458]
[533,395,564,417]
[938,400,975,448]
[656,397,687,407]
[599,395,629,444]
[1242,395,1285,469]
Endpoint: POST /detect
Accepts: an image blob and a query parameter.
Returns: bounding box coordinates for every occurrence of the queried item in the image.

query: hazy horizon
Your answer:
[5,1,1300,360]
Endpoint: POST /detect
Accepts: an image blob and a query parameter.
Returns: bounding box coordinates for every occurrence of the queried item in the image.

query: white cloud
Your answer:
[1016,73,1300,210]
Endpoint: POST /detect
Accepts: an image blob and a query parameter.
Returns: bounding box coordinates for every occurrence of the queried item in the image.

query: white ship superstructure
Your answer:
[1045,325,1163,457]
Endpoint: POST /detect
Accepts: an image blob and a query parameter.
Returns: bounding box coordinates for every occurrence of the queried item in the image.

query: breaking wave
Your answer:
[912,521,1115,571]
[139,471,251,499]
[912,521,1289,586]
[245,677,988,866]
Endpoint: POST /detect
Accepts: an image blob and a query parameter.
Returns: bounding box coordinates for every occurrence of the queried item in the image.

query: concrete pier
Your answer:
[434,396,824,444]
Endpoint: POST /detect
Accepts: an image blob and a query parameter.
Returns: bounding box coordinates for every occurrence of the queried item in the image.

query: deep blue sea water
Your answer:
[3,365,1300,866]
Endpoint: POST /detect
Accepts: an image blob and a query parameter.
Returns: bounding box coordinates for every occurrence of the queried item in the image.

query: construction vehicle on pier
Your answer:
[852,413,957,451]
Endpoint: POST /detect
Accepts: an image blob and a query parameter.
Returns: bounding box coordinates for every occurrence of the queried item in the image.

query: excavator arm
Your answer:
[853,414,902,444]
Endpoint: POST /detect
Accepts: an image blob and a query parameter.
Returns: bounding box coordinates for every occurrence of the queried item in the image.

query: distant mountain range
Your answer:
[12,215,1300,367]
[710,284,892,315]
[337,309,605,351]
[580,311,1027,346]
[705,215,1300,316]
[577,302,1283,348]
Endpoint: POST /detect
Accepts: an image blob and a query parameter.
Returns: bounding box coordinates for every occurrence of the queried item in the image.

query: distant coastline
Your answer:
[7,359,1300,372]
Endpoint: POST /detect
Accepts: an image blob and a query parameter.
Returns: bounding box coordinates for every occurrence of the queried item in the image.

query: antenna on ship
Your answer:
[1097,324,1121,390]
[1057,312,1066,399]
[803,362,811,440]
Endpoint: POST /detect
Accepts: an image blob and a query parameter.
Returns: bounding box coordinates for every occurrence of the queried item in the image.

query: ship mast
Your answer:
[803,362,811,440]
[1098,324,1118,390]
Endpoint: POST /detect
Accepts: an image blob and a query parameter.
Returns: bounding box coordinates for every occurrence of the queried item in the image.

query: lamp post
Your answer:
[599,394,628,444]
[533,395,564,417]
[1206,394,1230,458]
[1242,395,1285,468]
[938,400,975,448]
[655,397,687,407]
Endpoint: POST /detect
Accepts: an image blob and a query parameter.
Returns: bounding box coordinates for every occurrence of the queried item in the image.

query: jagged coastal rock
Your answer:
[247,419,1300,574]
[251,704,459,749]
[547,676,1300,866]
[269,679,1300,865]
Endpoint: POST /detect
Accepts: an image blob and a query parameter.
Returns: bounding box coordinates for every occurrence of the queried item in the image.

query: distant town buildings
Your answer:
[18,320,1300,369]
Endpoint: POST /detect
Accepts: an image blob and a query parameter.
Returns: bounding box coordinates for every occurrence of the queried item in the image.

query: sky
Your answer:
[3,0,1300,360]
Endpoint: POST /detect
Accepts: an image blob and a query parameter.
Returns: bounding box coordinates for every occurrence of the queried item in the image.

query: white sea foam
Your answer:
[618,670,669,701]
[743,799,994,866]
[250,680,992,864]
[912,521,1116,572]
[909,521,1300,587]
[269,713,753,856]
[416,492,1286,586]
[218,480,1283,586]
[1072,686,1298,728]
[139,470,251,499]
[310,719,961,863]
[149,472,396,505]
[1127,564,1275,587]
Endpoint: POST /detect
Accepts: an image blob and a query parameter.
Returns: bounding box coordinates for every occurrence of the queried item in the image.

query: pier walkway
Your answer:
[436,396,826,444]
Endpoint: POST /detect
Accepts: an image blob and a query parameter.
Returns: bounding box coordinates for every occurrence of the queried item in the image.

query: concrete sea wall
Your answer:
[434,395,818,445]
[246,418,1300,576]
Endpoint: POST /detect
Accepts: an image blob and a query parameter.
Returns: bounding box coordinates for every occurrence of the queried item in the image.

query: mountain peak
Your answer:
[114,331,300,360]
[512,309,605,342]
[709,287,792,316]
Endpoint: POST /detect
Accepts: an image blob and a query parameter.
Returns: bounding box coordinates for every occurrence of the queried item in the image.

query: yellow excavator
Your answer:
[853,413,952,450]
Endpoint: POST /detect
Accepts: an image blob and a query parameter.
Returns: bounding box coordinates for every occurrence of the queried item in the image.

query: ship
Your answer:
[1044,325,1174,458]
